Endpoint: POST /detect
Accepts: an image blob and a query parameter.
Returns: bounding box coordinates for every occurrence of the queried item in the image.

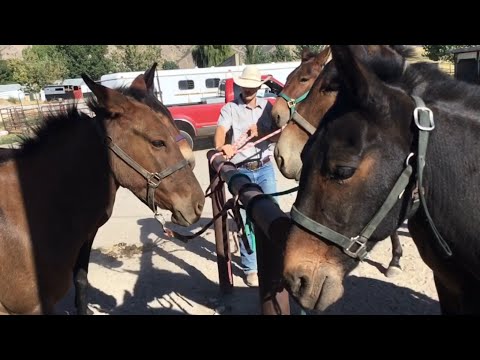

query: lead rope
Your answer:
[209,124,286,167]
[157,125,298,246]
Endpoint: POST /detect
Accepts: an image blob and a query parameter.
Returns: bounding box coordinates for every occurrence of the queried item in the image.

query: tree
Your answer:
[54,45,115,80]
[110,45,162,72]
[294,45,328,59]
[0,59,15,84]
[270,45,294,62]
[423,45,479,62]
[10,46,68,93]
[192,45,234,67]
[244,45,271,64]
[162,60,179,70]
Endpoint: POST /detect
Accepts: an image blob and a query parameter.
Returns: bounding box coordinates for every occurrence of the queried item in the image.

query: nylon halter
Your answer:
[106,135,189,216]
[291,96,452,261]
[279,90,318,135]
[279,90,310,119]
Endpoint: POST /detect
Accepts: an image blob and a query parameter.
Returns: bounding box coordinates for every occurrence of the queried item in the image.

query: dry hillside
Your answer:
[0,45,295,69]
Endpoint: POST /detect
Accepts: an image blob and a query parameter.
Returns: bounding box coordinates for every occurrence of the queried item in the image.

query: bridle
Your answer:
[290,96,452,261]
[106,133,189,215]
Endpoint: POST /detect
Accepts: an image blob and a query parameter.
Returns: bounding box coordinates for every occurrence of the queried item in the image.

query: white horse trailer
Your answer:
[99,61,300,106]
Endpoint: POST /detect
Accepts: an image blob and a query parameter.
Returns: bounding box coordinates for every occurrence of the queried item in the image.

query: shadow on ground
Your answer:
[318,275,440,315]
[56,216,439,315]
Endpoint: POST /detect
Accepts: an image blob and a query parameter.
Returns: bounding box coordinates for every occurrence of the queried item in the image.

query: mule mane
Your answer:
[360,45,480,110]
[366,46,415,83]
[401,62,480,113]
[389,45,416,60]
[17,105,95,156]
[13,84,173,159]
[117,85,174,121]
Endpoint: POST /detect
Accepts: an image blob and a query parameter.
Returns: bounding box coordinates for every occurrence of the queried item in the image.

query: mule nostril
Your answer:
[285,271,310,298]
[286,274,301,294]
[298,275,309,298]
[196,201,204,216]
[275,113,285,127]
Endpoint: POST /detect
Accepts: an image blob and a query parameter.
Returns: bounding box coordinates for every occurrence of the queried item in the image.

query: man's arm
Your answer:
[214,125,228,149]
[215,104,235,159]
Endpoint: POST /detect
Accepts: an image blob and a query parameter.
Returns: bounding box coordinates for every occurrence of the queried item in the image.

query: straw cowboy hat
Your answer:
[234,65,271,88]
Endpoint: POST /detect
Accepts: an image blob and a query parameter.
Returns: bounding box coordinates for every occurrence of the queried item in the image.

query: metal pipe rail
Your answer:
[207,150,290,315]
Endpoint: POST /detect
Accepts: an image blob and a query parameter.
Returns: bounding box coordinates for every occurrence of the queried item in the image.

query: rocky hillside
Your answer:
[0,45,294,69]
[0,45,30,59]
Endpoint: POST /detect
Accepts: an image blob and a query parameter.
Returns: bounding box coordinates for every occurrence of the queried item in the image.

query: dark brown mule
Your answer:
[284,45,480,314]
[72,63,201,315]
[272,46,408,277]
[0,71,205,314]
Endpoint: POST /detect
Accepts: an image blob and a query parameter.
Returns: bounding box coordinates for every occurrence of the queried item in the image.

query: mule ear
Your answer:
[82,74,129,114]
[143,62,158,93]
[315,46,332,67]
[130,74,148,92]
[330,45,387,112]
[300,47,315,62]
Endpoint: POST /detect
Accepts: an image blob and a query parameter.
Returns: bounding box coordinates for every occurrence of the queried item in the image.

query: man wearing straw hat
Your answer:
[214,64,280,288]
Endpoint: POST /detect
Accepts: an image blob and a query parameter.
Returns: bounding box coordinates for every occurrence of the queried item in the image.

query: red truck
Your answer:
[167,75,284,148]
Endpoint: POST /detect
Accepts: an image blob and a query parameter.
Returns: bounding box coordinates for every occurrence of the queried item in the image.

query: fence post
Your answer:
[0,109,6,131]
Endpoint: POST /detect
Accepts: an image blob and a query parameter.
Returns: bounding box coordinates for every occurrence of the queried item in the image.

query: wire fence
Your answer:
[0,99,94,134]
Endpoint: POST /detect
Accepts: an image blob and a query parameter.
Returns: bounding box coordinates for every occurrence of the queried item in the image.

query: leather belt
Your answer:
[239,157,271,170]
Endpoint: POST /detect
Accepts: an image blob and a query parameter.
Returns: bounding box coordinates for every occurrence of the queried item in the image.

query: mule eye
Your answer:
[332,166,356,180]
[151,140,165,148]
[300,77,309,83]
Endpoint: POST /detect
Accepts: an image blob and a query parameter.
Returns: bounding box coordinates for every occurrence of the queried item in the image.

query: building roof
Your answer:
[0,83,22,93]
[62,78,86,86]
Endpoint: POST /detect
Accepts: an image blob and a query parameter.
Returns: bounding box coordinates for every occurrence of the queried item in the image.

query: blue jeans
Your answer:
[236,161,277,274]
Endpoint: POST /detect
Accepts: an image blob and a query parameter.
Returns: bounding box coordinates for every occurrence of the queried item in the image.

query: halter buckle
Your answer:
[344,236,368,260]
[148,173,162,187]
[287,99,296,108]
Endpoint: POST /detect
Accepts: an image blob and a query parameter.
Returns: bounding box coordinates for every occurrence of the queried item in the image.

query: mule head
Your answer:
[274,45,411,182]
[274,59,338,181]
[283,45,416,311]
[130,63,196,169]
[82,74,204,226]
[272,46,332,128]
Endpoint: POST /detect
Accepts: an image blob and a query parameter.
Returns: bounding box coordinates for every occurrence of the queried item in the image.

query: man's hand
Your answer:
[248,124,258,138]
[218,144,235,159]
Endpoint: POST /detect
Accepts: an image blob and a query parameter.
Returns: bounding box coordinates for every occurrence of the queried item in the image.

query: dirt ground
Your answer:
[55,141,441,315]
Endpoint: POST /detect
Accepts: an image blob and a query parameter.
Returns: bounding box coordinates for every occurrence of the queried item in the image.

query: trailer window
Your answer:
[205,78,220,88]
[178,80,195,90]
